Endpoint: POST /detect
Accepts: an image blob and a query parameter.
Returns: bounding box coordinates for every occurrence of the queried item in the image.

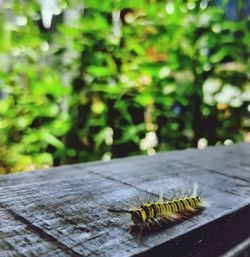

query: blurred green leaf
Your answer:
[0,0,249,173]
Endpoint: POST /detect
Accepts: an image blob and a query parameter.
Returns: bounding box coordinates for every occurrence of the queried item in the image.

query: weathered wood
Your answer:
[0,143,250,257]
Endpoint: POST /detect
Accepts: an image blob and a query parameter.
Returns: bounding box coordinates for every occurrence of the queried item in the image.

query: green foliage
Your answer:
[0,0,249,173]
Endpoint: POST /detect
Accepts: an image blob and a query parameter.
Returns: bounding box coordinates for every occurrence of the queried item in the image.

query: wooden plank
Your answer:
[0,169,148,256]
[178,143,250,182]
[0,143,249,257]
[0,207,71,257]
[220,236,250,257]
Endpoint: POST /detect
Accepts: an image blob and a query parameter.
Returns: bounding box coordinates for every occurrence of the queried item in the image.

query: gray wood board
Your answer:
[0,207,71,257]
[0,143,250,257]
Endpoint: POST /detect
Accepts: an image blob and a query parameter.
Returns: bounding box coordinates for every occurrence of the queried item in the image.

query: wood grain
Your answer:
[0,143,249,257]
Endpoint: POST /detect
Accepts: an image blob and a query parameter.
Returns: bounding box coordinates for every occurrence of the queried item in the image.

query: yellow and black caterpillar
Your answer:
[130,195,203,225]
[109,185,207,235]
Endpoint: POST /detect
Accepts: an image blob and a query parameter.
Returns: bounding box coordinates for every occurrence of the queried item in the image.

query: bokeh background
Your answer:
[0,0,249,174]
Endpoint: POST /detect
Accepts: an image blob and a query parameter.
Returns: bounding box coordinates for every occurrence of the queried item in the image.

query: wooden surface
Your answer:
[0,143,250,257]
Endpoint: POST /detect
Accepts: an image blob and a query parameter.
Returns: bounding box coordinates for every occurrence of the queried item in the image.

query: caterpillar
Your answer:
[108,184,207,236]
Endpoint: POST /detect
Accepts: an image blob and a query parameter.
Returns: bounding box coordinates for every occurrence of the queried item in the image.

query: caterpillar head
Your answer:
[130,210,143,225]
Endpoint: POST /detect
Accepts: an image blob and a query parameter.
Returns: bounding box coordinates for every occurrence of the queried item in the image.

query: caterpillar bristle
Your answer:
[108,208,130,214]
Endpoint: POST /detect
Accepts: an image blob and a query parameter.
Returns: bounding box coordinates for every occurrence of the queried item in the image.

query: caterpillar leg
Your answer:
[137,223,145,242]
[145,221,151,231]
[147,217,160,228]
[158,215,169,226]
[154,217,162,228]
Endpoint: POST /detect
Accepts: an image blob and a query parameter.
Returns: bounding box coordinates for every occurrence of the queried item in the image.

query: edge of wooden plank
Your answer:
[133,203,250,257]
